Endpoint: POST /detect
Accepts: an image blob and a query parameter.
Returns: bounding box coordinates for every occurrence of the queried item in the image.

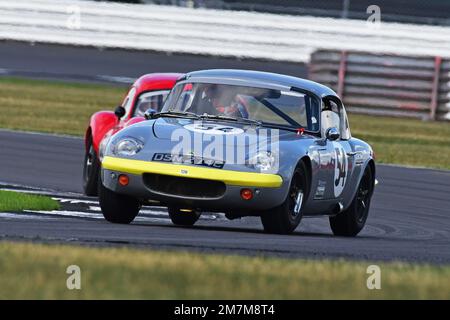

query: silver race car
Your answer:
[98,70,376,236]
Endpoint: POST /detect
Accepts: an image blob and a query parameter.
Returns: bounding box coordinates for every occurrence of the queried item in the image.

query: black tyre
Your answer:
[260,161,309,234]
[329,165,374,237]
[83,137,100,196]
[168,207,201,226]
[99,182,140,224]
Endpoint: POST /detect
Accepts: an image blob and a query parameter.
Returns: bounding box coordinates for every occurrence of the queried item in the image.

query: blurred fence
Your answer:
[143,0,450,26]
[309,50,450,121]
[1,0,450,64]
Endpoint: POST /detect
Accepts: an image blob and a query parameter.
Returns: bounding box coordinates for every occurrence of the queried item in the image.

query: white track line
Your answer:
[0,212,55,220]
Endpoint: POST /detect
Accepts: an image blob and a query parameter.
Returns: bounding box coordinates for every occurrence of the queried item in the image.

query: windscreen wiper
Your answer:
[146,110,200,120]
[198,113,236,121]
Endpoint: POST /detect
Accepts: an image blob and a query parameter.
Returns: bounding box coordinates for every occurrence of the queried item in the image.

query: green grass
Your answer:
[0,242,448,299]
[0,77,449,169]
[349,114,450,170]
[0,77,126,136]
[0,190,59,212]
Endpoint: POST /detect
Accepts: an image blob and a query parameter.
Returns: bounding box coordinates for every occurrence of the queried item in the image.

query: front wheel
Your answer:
[329,165,374,237]
[168,207,201,226]
[260,161,309,234]
[99,182,140,224]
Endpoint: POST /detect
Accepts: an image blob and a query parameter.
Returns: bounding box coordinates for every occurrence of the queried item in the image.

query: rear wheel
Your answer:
[260,161,309,234]
[168,207,201,226]
[329,165,374,237]
[99,182,140,224]
[83,137,100,196]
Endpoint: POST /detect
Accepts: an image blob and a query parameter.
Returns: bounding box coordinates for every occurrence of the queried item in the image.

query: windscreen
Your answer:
[162,82,320,131]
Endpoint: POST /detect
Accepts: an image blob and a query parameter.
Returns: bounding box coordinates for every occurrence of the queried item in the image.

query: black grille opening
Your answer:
[143,173,226,199]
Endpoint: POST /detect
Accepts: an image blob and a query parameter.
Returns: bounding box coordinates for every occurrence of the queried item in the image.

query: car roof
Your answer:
[184,69,337,98]
[134,73,184,94]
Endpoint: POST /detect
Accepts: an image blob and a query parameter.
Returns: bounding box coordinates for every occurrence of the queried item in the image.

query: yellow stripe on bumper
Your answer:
[102,156,283,188]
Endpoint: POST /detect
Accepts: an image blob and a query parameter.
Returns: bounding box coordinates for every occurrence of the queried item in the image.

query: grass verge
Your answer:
[0,77,449,169]
[0,190,59,212]
[349,114,450,170]
[0,77,125,136]
[0,241,449,299]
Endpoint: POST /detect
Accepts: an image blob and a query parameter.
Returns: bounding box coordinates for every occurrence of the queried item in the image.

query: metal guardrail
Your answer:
[309,50,450,121]
[1,0,450,64]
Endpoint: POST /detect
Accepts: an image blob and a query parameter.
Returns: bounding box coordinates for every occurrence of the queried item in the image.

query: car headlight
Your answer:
[249,151,278,173]
[112,137,144,157]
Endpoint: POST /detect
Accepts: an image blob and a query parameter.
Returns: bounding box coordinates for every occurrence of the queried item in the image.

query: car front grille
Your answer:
[143,173,226,199]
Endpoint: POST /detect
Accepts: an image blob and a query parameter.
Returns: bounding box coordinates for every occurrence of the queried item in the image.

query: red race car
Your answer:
[83,73,182,196]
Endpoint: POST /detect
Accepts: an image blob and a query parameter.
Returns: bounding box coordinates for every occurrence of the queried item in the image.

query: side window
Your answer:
[134,90,170,116]
[321,99,341,138]
[122,87,137,116]
[321,98,351,140]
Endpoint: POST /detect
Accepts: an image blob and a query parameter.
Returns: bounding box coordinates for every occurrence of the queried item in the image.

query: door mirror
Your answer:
[144,108,157,120]
[326,127,340,141]
[114,106,126,119]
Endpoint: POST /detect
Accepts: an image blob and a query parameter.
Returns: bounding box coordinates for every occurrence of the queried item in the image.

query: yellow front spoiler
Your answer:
[102,156,283,188]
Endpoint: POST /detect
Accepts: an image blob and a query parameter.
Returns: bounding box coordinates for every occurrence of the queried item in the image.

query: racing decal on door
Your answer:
[332,143,348,197]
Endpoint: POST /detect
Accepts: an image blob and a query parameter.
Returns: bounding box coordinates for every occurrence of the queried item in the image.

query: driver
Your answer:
[197,85,248,118]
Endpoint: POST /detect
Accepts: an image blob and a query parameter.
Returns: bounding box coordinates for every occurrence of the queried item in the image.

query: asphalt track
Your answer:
[1,129,449,264]
[0,41,307,84]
